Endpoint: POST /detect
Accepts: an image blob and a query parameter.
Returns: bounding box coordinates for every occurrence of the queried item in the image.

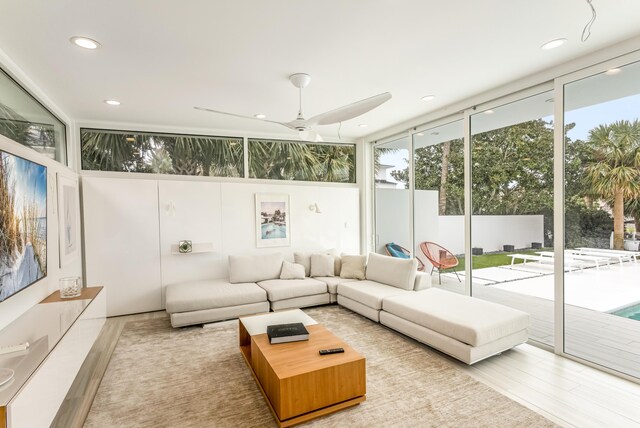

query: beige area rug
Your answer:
[85,306,556,428]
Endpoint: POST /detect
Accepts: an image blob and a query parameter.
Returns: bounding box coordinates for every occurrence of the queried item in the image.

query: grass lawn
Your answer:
[451,248,551,272]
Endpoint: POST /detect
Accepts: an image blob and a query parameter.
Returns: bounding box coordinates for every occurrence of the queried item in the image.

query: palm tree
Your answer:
[248,139,319,180]
[584,120,640,249]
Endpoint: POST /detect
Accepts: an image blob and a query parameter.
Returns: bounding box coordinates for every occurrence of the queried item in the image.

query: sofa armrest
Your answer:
[413,272,432,291]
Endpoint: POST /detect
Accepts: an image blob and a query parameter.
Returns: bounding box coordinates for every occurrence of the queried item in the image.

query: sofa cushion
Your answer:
[257,278,327,301]
[165,279,266,313]
[324,248,342,276]
[280,261,305,279]
[314,276,358,294]
[382,288,530,347]
[228,253,283,283]
[293,252,312,277]
[413,272,432,291]
[310,253,334,277]
[340,254,367,279]
[295,250,341,277]
[337,280,409,310]
[366,252,417,291]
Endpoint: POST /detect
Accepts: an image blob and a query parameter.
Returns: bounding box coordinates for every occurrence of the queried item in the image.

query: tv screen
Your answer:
[0,149,47,302]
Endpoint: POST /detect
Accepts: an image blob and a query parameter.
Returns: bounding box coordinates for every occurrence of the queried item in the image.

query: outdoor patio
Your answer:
[437,261,640,378]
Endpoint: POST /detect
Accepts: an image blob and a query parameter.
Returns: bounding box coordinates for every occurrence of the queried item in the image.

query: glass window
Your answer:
[0,68,66,163]
[81,129,244,177]
[248,139,355,183]
[471,91,555,346]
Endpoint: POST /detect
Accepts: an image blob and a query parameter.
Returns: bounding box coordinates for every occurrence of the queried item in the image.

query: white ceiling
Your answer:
[1,0,640,142]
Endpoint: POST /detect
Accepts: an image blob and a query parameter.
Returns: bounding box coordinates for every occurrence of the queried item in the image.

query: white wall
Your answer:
[414,190,544,255]
[82,176,360,315]
[0,135,82,330]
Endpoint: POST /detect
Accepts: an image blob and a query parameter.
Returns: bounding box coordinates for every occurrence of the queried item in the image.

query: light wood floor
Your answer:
[54,310,640,428]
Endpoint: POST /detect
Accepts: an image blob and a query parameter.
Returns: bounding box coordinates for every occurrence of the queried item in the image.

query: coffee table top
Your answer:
[251,324,364,378]
[239,309,317,336]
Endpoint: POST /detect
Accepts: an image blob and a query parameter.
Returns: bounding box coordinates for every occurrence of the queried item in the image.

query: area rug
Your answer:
[84,306,556,427]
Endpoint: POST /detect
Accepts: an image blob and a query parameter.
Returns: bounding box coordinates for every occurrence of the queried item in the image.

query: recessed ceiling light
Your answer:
[358,124,368,128]
[484,109,495,114]
[254,113,266,119]
[605,68,621,75]
[416,132,424,136]
[541,38,567,50]
[104,100,120,106]
[70,36,101,50]
[421,95,435,102]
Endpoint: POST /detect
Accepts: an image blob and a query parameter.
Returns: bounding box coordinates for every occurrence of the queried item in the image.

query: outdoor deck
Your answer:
[437,262,640,379]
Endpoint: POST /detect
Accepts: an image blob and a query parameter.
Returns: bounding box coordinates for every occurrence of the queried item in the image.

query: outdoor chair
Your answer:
[384,242,425,271]
[419,241,461,284]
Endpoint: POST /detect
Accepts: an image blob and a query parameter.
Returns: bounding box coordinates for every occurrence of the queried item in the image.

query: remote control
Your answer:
[319,348,344,355]
[0,342,29,355]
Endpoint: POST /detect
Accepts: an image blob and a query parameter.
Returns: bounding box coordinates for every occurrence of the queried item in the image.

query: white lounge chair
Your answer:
[574,247,639,266]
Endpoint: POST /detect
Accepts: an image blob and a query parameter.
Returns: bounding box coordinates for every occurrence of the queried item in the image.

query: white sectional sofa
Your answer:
[165,250,529,365]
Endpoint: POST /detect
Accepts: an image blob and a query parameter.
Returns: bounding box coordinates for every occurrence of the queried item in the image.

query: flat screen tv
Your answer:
[0,149,47,302]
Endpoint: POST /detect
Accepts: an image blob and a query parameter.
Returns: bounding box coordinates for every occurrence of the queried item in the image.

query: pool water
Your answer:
[613,303,640,321]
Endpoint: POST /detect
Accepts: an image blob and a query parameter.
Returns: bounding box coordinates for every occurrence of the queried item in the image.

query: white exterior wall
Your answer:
[382,189,544,256]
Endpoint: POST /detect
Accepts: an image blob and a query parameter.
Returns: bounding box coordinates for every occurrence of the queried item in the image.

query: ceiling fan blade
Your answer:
[193,107,295,129]
[299,129,324,142]
[308,92,392,126]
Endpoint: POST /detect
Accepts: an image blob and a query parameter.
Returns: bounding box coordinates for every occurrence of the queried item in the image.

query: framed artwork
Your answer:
[255,193,290,248]
[0,149,47,302]
[57,174,80,267]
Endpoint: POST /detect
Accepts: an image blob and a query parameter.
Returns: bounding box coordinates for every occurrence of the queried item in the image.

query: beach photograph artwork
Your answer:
[0,150,47,302]
[255,194,290,248]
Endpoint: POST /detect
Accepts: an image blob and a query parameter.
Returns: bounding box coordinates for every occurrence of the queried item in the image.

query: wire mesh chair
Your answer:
[419,241,461,284]
[384,242,425,271]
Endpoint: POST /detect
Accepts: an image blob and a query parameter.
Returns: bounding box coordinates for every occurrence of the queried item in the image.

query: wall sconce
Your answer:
[308,203,322,214]
[167,201,177,217]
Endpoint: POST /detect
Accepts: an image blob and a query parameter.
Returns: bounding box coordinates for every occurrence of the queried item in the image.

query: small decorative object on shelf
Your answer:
[178,240,192,253]
[59,276,81,298]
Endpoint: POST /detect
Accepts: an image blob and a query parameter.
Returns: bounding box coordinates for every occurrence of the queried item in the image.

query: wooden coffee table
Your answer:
[239,310,366,427]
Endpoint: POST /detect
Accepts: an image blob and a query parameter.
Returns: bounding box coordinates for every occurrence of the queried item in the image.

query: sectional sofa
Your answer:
[165,251,529,364]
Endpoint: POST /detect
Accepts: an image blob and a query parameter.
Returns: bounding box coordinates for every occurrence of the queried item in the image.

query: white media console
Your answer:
[0,287,106,428]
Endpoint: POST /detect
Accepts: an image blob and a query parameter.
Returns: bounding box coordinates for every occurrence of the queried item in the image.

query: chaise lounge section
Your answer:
[165,279,269,327]
[380,288,530,364]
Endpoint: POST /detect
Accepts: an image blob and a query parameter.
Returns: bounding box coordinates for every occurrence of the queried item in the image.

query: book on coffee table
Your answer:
[267,322,309,344]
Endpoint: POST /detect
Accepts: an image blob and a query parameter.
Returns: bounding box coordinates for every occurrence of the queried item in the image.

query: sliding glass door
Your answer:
[412,120,465,293]
[470,91,555,346]
[374,137,411,256]
[562,59,640,378]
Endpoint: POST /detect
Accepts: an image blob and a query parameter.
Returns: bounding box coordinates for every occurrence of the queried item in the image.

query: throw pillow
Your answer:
[293,252,311,277]
[280,261,306,280]
[340,254,367,279]
[310,253,335,277]
[324,248,342,276]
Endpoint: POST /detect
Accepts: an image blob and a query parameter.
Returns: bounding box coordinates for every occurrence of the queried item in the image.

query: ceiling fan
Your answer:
[194,73,391,142]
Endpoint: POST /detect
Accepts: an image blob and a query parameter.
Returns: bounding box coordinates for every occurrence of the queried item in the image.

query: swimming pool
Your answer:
[613,303,640,321]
